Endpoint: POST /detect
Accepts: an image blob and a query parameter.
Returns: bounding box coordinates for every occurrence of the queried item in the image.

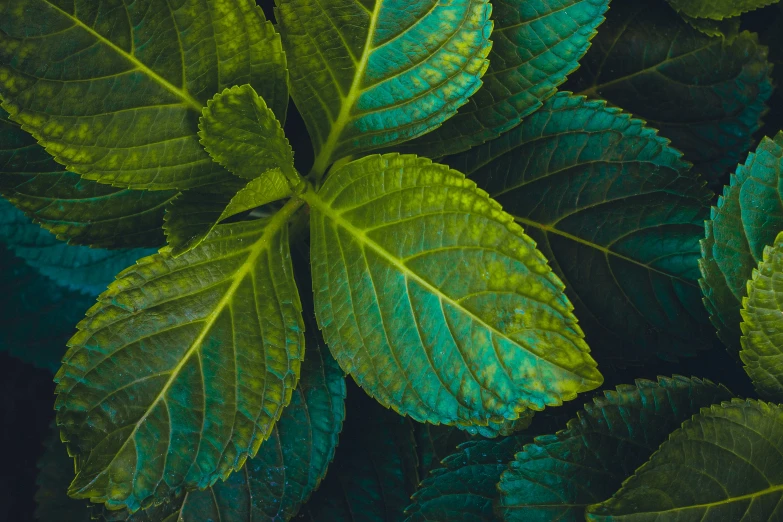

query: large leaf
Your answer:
[304,153,602,427]
[296,388,420,521]
[564,0,774,187]
[0,108,176,249]
[275,0,493,175]
[54,199,306,512]
[497,376,734,522]
[406,435,533,522]
[0,0,287,190]
[741,231,783,402]
[398,0,609,158]
[586,399,783,521]
[446,93,713,363]
[700,132,783,353]
[666,0,780,20]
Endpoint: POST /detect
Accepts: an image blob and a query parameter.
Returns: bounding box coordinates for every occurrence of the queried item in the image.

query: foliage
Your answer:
[2,0,783,520]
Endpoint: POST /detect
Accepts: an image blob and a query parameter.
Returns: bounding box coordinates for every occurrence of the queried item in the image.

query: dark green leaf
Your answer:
[497,376,734,522]
[666,0,780,20]
[35,424,92,522]
[398,0,609,157]
[304,153,602,427]
[680,13,741,38]
[447,93,713,363]
[54,199,306,512]
[0,0,287,190]
[414,424,473,477]
[700,132,783,353]
[565,0,774,188]
[586,399,783,521]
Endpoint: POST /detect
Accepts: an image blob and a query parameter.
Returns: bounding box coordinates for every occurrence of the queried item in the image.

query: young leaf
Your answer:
[54,199,306,512]
[0,0,287,190]
[446,93,714,363]
[497,376,734,522]
[701,132,783,353]
[666,0,780,20]
[0,108,175,249]
[275,0,493,175]
[565,0,774,187]
[586,399,783,521]
[740,231,783,402]
[406,434,534,522]
[398,0,610,158]
[304,153,602,428]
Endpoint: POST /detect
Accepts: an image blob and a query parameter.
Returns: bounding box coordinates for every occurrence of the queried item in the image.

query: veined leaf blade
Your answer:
[666,0,780,20]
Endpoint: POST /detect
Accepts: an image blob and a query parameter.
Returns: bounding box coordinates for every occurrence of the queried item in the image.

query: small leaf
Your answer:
[0,0,287,190]
[414,424,473,476]
[680,13,741,38]
[446,93,713,363]
[498,376,734,522]
[740,231,783,402]
[398,0,610,157]
[565,0,773,188]
[700,132,783,353]
[458,410,535,439]
[54,199,306,512]
[0,108,176,249]
[666,0,780,20]
[586,399,783,521]
[35,424,92,522]
[304,153,602,428]
[275,0,493,174]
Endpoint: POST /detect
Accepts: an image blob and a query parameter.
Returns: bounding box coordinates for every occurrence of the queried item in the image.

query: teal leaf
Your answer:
[0,107,176,249]
[446,93,713,363]
[54,199,306,512]
[586,399,783,522]
[564,0,774,188]
[700,132,783,353]
[740,231,783,402]
[414,424,473,476]
[398,0,609,158]
[666,0,780,20]
[304,153,602,427]
[275,0,493,175]
[0,0,287,190]
[498,376,734,522]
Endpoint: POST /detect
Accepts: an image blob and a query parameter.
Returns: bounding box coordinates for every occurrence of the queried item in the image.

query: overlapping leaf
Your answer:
[0,0,287,190]
[587,399,783,521]
[700,132,783,353]
[447,93,713,363]
[398,0,609,158]
[54,200,305,512]
[275,0,493,174]
[666,0,779,20]
[414,424,473,477]
[740,231,783,402]
[565,0,773,187]
[305,153,602,427]
[497,376,734,522]
[35,425,92,522]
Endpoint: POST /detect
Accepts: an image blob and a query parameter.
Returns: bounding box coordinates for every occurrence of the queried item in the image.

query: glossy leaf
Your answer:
[740,231,783,402]
[497,376,734,522]
[54,199,306,512]
[398,0,609,157]
[275,0,493,175]
[666,0,779,20]
[565,0,774,187]
[0,108,175,249]
[0,0,287,190]
[305,153,602,428]
[586,399,783,521]
[447,93,713,363]
[700,132,783,353]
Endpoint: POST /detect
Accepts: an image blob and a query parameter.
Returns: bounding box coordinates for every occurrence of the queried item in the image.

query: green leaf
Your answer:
[700,132,783,353]
[414,424,473,476]
[740,231,783,402]
[666,0,780,20]
[35,424,92,522]
[275,0,493,175]
[497,376,734,522]
[54,198,306,512]
[397,0,610,158]
[586,399,783,521]
[564,0,774,188]
[406,435,533,522]
[0,107,176,249]
[304,153,602,427]
[446,93,713,363]
[0,0,287,190]
[680,13,741,38]
[296,390,420,521]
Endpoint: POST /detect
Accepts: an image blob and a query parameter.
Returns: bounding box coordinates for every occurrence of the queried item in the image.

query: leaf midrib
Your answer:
[45,0,202,112]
